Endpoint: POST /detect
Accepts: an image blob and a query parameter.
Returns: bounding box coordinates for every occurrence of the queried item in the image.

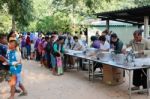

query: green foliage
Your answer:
[0,11,11,33]
[134,0,150,6]
[36,12,72,33]
[0,0,150,33]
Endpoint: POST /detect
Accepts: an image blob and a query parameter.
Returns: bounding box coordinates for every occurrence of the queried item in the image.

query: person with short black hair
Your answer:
[99,35,110,51]
[51,36,65,75]
[45,36,55,69]
[110,33,123,54]
[7,31,16,42]
[127,29,150,93]
[90,36,100,49]
[6,40,27,99]
[72,36,83,50]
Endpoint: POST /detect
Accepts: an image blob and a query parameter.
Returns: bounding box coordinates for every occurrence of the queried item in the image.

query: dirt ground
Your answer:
[0,60,150,99]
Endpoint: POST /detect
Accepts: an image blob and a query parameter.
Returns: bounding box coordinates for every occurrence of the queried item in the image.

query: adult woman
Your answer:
[110,33,123,54]
[26,32,31,60]
[51,36,65,75]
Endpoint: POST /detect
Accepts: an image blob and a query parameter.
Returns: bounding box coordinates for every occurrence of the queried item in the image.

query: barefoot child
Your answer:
[6,40,27,99]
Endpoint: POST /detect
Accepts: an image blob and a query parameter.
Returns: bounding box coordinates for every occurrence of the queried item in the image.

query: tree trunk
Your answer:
[12,16,16,31]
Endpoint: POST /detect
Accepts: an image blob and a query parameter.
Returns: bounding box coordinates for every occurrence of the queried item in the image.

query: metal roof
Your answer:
[91,20,133,26]
[95,6,150,25]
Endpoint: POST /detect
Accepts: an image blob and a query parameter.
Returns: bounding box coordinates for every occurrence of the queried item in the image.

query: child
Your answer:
[6,40,27,99]
[21,36,27,59]
[30,40,35,60]
[38,37,44,66]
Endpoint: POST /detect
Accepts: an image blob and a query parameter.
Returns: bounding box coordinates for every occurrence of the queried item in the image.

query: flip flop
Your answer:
[18,92,28,97]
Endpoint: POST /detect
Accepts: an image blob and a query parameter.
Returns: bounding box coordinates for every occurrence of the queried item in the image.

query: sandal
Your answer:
[15,89,21,93]
[18,92,28,97]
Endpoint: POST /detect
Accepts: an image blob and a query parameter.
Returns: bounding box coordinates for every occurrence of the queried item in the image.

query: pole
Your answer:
[144,16,149,38]
[106,19,110,31]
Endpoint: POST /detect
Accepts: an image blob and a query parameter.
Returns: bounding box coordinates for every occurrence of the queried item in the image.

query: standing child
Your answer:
[6,40,27,99]
[21,36,27,59]
[38,37,44,66]
[30,40,35,60]
[43,37,49,67]
[26,32,31,60]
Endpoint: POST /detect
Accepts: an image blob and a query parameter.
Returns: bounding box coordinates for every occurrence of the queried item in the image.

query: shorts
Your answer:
[16,73,22,88]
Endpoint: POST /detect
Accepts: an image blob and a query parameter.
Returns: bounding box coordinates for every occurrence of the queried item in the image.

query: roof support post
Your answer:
[106,19,109,31]
[144,16,149,38]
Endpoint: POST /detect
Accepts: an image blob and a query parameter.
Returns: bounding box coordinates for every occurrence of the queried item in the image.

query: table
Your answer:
[64,51,150,99]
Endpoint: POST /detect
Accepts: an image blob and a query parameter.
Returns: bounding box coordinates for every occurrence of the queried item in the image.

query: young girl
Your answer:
[38,37,44,66]
[5,40,27,99]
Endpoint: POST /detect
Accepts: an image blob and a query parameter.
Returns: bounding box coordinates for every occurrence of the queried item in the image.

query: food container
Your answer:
[84,48,97,56]
[114,54,126,65]
[98,52,111,62]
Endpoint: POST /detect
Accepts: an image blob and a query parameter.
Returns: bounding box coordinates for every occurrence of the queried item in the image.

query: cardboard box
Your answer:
[103,64,125,85]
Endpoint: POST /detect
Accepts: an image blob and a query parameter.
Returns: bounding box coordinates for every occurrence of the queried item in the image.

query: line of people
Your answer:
[0,29,149,99]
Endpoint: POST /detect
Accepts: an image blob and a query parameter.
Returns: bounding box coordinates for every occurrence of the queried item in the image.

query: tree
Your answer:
[0,0,33,31]
[134,0,150,6]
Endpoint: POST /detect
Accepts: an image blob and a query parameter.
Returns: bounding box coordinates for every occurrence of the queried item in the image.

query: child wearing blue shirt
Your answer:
[5,40,27,99]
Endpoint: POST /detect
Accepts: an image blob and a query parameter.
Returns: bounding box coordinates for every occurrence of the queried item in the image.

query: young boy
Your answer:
[5,40,27,99]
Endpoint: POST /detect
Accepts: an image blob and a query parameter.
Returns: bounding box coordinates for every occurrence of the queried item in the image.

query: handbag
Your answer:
[56,57,62,67]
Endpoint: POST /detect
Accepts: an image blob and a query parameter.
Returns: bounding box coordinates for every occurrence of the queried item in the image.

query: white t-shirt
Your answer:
[100,41,110,50]
[31,43,35,53]
[78,39,86,50]
[72,42,82,50]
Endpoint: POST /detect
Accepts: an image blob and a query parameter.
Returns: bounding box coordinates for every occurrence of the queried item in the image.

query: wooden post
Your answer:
[144,16,149,38]
[106,19,110,31]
